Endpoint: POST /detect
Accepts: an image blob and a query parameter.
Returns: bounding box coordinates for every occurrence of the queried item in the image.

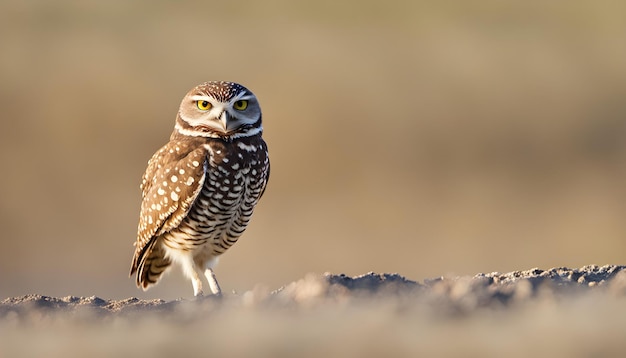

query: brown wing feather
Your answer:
[130,140,208,276]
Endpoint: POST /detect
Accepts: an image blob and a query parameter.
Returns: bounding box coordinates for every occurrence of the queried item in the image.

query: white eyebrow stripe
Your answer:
[191,93,252,103]
[232,92,255,102]
[191,95,215,101]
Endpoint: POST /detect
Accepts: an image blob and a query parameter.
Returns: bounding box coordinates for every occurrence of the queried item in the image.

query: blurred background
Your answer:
[1,0,625,300]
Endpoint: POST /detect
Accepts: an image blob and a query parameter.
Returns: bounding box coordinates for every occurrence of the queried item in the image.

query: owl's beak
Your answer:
[218,111,230,133]
[219,111,240,134]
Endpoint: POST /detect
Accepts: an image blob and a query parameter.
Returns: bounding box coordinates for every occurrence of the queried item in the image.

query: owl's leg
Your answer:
[190,270,204,296]
[204,268,222,296]
[177,255,204,296]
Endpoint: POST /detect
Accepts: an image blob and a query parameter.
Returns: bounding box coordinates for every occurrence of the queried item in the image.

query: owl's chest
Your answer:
[194,139,268,215]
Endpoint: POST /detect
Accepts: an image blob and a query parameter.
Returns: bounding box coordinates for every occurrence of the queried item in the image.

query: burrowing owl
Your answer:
[130,81,270,296]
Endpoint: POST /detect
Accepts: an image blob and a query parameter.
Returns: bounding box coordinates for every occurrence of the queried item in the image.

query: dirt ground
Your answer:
[2,265,626,357]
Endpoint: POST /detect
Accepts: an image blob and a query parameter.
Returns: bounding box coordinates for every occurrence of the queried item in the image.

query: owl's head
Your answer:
[175,81,262,139]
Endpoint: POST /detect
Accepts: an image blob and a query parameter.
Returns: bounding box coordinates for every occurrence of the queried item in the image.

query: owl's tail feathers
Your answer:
[130,238,171,290]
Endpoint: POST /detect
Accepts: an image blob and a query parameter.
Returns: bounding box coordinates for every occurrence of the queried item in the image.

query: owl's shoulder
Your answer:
[140,138,209,195]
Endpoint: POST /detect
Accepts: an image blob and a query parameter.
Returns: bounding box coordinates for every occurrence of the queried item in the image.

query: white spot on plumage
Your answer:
[192,160,200,167]
[186,177,195,185]
[179,169,185,175]
[171,175,178,183]
[157,188,165,195]
[237,142,257,152]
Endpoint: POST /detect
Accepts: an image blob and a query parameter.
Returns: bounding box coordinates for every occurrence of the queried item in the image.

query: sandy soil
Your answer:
[2,265,626,357]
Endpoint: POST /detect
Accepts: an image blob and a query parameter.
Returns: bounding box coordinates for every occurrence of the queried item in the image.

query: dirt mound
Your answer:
[3,265,626,357]
[2,265,626,319]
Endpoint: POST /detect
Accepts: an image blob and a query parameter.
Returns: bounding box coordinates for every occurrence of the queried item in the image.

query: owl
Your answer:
[130,81,270,296]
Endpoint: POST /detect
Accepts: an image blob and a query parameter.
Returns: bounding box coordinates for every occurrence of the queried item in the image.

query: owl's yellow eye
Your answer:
[197,100,211,110]
[233,100,248,111]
